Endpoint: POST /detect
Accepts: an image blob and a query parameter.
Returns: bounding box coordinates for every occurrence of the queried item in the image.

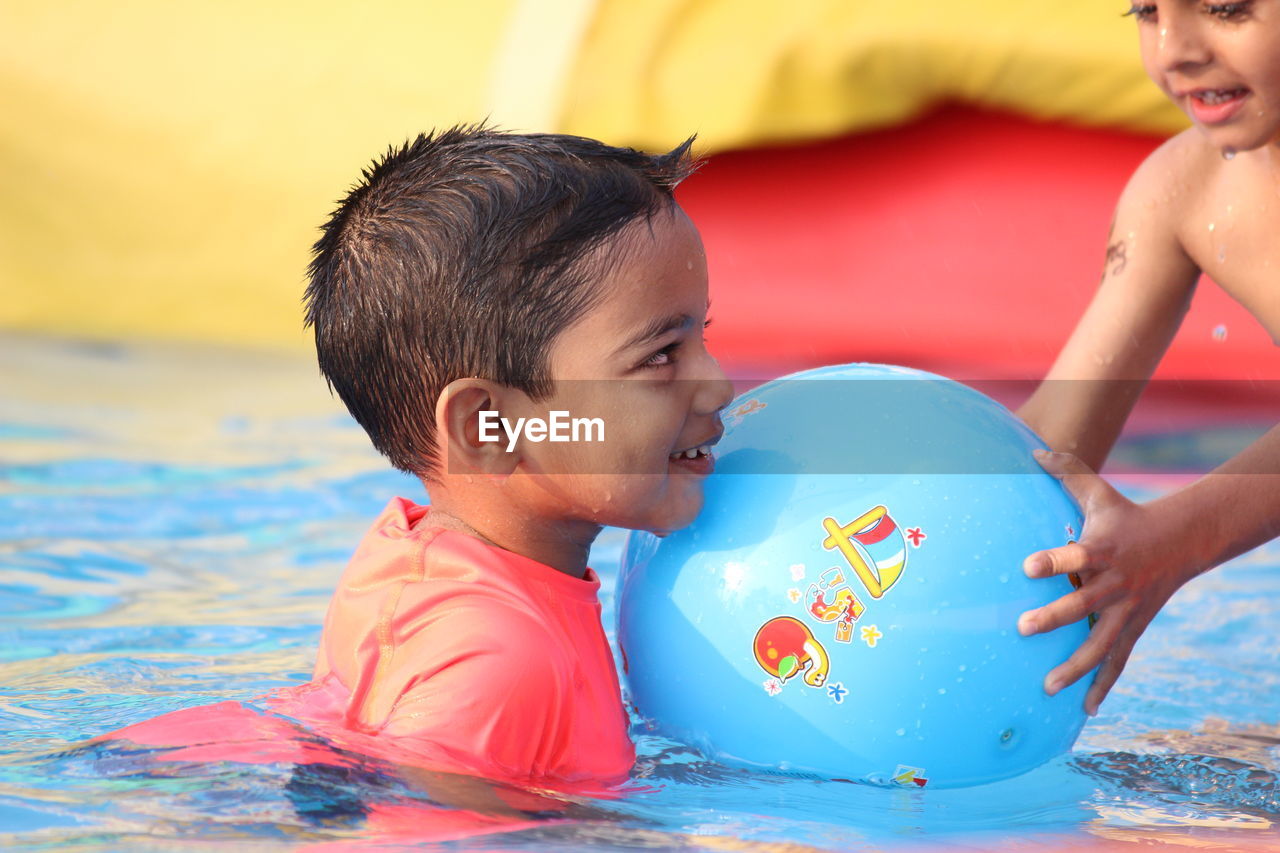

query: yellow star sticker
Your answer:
[861,624,883,648]
[787,588,801,603]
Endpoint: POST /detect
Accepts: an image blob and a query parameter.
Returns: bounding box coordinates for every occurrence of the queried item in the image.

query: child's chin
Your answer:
[661,499,705,533]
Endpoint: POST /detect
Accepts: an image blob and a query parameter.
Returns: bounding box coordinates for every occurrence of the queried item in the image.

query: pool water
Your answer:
[3,337,1279,850]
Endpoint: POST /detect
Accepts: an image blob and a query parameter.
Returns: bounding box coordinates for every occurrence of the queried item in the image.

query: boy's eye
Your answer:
[640,342,679,369]
[1205,1,1252,20]
[1124,4,1157,22]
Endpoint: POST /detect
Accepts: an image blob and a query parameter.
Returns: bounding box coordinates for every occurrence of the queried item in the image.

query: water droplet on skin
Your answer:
[1218,250,1226,263]
[1208,222,1216,232]
[1213,324,1228,342]
[1222,148,1237,160]
[686,260,693,270]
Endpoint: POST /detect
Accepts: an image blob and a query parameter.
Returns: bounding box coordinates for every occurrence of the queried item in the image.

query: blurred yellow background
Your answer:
[2,0,1185,353]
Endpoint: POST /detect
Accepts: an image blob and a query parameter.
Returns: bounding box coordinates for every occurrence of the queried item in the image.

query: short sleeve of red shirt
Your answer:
[285,498,634,787]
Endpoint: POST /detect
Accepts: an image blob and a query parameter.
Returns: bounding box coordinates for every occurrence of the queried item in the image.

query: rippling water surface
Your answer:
[3,337,1278,850]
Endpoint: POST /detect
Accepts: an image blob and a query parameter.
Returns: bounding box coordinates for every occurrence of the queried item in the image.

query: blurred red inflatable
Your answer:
[682,106,1280,382]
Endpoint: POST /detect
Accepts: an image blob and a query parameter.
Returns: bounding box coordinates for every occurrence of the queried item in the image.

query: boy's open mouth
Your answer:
[1186,87,1249,124]
[669,433,721,475]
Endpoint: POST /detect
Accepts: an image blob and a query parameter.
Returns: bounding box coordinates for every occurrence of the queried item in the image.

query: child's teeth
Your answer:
[1200,89,1240,105]
[698,445,710,456]
[685,448,699,459]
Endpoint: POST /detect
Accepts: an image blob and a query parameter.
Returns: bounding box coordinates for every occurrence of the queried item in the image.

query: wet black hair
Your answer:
[304,125,697,477]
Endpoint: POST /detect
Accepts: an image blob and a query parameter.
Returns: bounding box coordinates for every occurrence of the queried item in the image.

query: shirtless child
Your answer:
[1016,0,1280,714]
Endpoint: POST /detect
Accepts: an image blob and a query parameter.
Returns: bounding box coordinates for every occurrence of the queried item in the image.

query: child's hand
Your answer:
[1015,450,1200,716]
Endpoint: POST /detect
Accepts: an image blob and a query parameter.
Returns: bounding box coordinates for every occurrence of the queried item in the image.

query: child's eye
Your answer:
[1205,1,1252,21]
[640,342,679,369]
[1123,4,1157,22]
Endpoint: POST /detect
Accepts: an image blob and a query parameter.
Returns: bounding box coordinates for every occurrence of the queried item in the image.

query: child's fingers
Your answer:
[1083,626,1141,716]
[1042,606,1126,697]
[1023,541,1092,578]
[1032,449,1117,508]
[1017,582,1104,636]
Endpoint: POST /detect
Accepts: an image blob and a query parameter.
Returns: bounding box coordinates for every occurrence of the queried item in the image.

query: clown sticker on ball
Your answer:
[804,567,864,644]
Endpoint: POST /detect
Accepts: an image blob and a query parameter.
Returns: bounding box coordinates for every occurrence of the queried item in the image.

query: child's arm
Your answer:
[1017,441,1280,714]
[1011,134,1280,712]
[1016,135,1202,469]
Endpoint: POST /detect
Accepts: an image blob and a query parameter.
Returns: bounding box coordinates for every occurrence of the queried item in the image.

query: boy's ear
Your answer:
[434,379,521,476]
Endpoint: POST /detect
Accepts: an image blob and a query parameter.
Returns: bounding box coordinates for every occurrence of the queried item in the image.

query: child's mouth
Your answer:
[669,443,715,475]
[1187,88,1249,125]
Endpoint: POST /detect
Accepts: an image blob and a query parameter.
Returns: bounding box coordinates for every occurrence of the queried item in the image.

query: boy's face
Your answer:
[1134,0,1280,151]
[505,205,733,535]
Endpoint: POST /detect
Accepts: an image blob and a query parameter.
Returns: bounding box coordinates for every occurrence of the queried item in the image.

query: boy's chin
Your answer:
[643,503,704,538]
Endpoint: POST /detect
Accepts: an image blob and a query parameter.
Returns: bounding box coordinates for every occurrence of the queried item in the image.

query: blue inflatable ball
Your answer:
[618,363,1091,788]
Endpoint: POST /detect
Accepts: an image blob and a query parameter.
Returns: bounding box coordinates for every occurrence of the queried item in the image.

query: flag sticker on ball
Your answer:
[822,505,908,599]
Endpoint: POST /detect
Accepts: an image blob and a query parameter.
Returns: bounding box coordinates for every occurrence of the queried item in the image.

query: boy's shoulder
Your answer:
[1113,127,1236,262]
[324,499,601,659]
[1126,128,1225,214]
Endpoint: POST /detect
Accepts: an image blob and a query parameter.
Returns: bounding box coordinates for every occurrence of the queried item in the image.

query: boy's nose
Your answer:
[1153,14,1212,72]
[693,353,734,416]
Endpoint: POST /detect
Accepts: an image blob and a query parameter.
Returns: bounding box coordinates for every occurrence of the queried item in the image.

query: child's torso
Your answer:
[1176,139,1280,343]
[298,499,634,785]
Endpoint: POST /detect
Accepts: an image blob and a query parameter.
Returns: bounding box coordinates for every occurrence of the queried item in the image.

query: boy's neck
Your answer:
[424,491,600,580]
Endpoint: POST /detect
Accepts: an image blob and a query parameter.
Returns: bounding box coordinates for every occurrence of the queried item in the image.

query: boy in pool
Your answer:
[1015,0,1280,714]
[280,126,731,787]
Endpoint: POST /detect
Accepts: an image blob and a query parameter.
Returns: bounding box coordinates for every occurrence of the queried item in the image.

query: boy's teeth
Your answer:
[671,446,712,460]
[1198,89,1240,105]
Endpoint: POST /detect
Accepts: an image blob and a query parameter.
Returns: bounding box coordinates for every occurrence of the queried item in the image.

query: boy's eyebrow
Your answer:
[617,313,694,352]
